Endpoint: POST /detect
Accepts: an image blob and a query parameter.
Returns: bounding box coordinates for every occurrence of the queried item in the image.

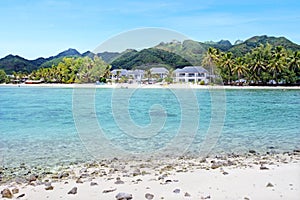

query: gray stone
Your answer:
[16,193,25,199]
[145,193,154,199]
[67,187,77,195]
[249,150,256,154]
[173,188,180,194]
[211,161,222,169]
[266,182,274,187]
[184,192,191,197]
[76,178,83,184]
[260,165,269,170]
[222,171,229,175]
[103,188,117,193]
[90,182,98,186]
[28,174,38,182]
[58,172,69,179]
[115,192,133,200]
[115,177,125,184]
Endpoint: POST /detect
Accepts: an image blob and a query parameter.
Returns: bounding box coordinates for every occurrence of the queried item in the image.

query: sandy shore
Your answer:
[1,83,300,89]
[1,152,300,199]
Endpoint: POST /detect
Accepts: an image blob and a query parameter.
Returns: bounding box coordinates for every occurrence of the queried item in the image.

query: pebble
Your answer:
[103,188,117,193]
[201,195,211,199]
[145,193,154,199]
[133,168,141,176]
[222,171,229,175]
[115,192,133,200]
[45,185,54,190]
[184,192,191,197]
[249,150,256,154]
[16,193,25,199]
[266,182,274,187]
[260,165,269,170]
[173,188,180,194]
[58,172,69,179]
[28,174,38,182]
[211,161,223,169]
[90,182,98,186]
[11,188,19,194]
[67,187,77,195]
[115,177,125,184]
[76,178,83,183]
[1,188,13,198]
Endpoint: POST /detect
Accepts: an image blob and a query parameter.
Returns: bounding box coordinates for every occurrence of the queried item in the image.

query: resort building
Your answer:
[127,69,144,83]
[150,67,169,79]
[111,69,128,81]
[173,66,209,84]
[111,69,145,83]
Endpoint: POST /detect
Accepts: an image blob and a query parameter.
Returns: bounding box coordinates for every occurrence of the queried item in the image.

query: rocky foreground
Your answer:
[1,151,300,199]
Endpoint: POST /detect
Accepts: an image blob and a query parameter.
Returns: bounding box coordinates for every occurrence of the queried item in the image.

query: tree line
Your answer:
[202,44,300,85]
[1,43,299,85]
[0,56,111,84]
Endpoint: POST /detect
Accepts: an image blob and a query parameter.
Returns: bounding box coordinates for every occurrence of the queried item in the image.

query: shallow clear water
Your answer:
[0,86,299,167]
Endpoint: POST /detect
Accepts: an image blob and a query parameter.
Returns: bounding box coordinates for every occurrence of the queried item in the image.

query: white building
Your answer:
[111,69,145,83]
[127,69,144,83]
[150,67,169,79]
[173,66,209,84]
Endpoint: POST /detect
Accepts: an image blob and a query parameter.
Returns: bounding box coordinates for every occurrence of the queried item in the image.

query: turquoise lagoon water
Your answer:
[0,86,299,167]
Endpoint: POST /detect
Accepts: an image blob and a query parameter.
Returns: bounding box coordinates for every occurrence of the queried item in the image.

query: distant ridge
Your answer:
[0,35,299,74]
[228,35,300,56]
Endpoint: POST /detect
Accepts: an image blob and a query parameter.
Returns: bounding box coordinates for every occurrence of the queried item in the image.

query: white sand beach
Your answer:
[1,153,300,200]
[1,83,300,90]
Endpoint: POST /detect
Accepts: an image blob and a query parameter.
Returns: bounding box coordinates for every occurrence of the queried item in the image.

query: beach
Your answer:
[1,152,300,199]
[1,83,300,90]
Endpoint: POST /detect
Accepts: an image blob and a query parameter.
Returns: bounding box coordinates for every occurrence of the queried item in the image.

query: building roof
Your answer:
[150,67,169,74]
[174,66,208,74]
[111,69,128,76]
[127,69,144,76]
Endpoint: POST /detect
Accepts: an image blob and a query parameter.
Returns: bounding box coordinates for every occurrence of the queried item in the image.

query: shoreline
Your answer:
[1,151,300,199]
[1,83,300,90]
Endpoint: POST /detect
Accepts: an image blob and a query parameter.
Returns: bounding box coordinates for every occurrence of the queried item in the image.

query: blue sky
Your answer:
[0,0,299,59]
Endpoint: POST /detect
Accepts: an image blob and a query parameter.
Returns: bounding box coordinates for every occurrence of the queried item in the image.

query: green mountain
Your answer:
[0,35,299,74]
[228,35,300,57]
[155,36,300,64]
[110,48,191,69]
[155,39,233,65]
[0,55,37,74]
[0,48,82,74]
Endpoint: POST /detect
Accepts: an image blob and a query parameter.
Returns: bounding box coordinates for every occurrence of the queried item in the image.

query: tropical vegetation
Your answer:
[0,69,7,83]
[202,44,300,85]
[28,56,111,83]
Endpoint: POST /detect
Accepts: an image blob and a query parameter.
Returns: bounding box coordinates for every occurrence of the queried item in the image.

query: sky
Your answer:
[0,0,299,59]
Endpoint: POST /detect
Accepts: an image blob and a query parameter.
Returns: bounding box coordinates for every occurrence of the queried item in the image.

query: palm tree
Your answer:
[246,44,269,84]
[288,51,300,76]
[164,68,174,83]
[232,57,249,81]
[218,52,234,84]
[202,47,219,83]
[103,65,112,80]
[116,70,121,83]
[145,69,152,84]
[267,46,287,84]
